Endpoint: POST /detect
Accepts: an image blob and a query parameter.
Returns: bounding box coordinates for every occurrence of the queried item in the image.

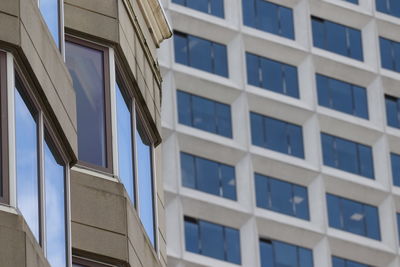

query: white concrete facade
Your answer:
[158,0,400,266]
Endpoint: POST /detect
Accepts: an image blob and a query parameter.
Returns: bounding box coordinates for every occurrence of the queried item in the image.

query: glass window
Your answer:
[321,133,374,178]
[180,152,237,200]
[250,112,304,158]
[311,17,363,61]
[39,0,62,49]
[184,216,241,264]
[316,74,368,119]
[332,256,371,267]
[136,115,155,247]
[255,173,309,220]
[326,194,381,240]
[0,52,7,204]
[242,0,294,39]
[15,83,40,241]
[65,39,111,171]
[44,138,67,267]
[116,83,135,203]
[376,0,400,18]
[174,31,228,77]
[380,37,400,72]
[391,153,400,186]
[259,239,313,267]
[172,0,224,18]
[246,52,299,98]
[344,0,358,4]
[385,95,400,128]
[177,90,232,137]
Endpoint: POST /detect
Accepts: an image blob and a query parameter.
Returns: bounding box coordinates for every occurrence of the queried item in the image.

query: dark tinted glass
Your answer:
[332,256,370,267]
[391,153,400,186]
[376,0,400,18]
[184,217,241,264]
[385,95,400,128]
[316,74,368,119]
[379,37,400,72]
[173,0,224,18]
[174,32,228,77]
[65,41,108,168]
[177,91,232,137]
[246,52,299,98]
[136,116,155,246]
[242,0,294,39]
[44,140,67,267]
[40,0,60,48]
[259,239,313,267]
[344,0,358,4]
[180,152,236,200]
[321,133,374,178]
[326,194,381,240]
[15,85,40,241]
[255,173,310,220]
[116,83,135,203]
[311,17,363,61]
[251,112,304,158]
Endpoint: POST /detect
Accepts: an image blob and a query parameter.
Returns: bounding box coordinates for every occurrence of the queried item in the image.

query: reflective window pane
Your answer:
[385,95,400,128]
[44,140,67,267]
[184,218,199,253]
[181,152,196,189]
[173,0,224,18]
[196,157,220,196]
[391,153,400,186]
[65,41,108,168]
[174,32,189,65]
[225,227,241,264]
[332,256,371,267]
[189,36,212,73]
[136,117,155,246]
[376,0,400,18]
[116,83,134,203]
[15,85,40,241]
[269,178,293,215]
[40,0,60,48]
[379,37,400,72]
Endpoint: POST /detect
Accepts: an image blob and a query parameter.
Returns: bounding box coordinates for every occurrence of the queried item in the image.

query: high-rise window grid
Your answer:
[380,37,400,73]
[184,216,241,264]
[321,133,374,179]
[255,173,309,220]
[250,112,304,158]
[172,0,224,18]
[177,90,232,138]
[316,74,368,119]
[259,238,313,267]
[311,16,363,61]
[242,0,294,39]
[174,31,228,77]
[326,194,381,240]
[246,52,299,98]
[180,152,236,200]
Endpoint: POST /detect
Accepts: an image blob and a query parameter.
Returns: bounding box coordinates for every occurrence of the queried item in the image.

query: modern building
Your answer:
[0,0,171,266]
[159,0,400,266]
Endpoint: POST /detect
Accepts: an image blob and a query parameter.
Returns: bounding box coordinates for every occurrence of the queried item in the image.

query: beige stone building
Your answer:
[0,0,171,266]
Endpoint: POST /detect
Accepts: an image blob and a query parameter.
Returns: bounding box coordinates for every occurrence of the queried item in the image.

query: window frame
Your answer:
[14,58,71,266]
[0,51,9,204]
[65,35,113,174]
[72,256,116,267]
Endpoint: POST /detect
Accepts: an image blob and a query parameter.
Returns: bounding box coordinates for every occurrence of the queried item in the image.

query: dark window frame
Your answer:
[0,51,8,204]
[72,256,116,267]
[65,35,113,174]
[14,59,71,266]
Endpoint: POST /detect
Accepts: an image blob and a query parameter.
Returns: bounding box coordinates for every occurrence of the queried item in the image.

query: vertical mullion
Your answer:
[65,165,72,267]
[38,111,45,250]
[59,0,65,58]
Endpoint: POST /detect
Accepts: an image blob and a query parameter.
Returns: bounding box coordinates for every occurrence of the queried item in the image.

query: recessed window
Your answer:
[326,194,380,240]
[65,38,112,172]
[385,94,400,128]
[177,90,232,137]
[321,133,374,179]
[172,0,224,18]
[380,37,400,72]
[255,173,309,220]
[311,16,363,61]
[39,0,63,50]
[376,0,400,18]
[14,72,69,266]
[243,0,294,39]
[184,216,241,264]
[0,51,8,204]
[180,152,236,200]
[246,52,299,98]
[174,31,228,77]
[316,74,368,119]
[259,239,313,267]
[250,112,304,158]
[391,153,400,186]
[332,256,372,267]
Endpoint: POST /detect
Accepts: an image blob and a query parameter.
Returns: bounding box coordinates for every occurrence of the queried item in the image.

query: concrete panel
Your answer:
[0,12,20,45]
[0,222,26,267]
[65,0,118,18]
[0,0,19,17]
